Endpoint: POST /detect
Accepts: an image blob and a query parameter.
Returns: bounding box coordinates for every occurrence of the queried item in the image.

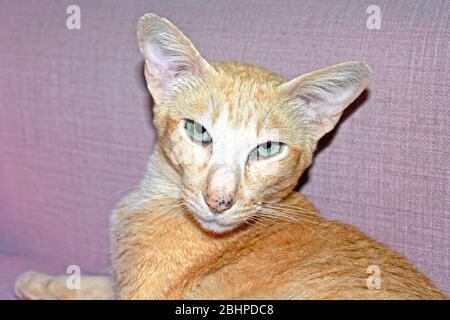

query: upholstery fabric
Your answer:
[0,0,448,298]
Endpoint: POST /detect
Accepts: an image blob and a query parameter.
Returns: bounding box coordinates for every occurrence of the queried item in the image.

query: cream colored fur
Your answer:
[15,14,446,300]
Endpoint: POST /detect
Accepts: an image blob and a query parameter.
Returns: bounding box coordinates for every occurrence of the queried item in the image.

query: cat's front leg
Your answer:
[111,204,213,300]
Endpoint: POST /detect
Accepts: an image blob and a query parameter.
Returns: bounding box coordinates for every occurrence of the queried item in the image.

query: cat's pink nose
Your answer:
[203,166,238,214]
[203,191,235,214]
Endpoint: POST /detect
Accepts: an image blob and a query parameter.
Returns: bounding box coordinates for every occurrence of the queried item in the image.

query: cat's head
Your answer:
[137,14,371,233]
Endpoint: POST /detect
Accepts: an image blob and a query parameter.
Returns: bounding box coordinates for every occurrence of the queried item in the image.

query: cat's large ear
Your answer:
[279,62,371,141]
[137,14,216,105]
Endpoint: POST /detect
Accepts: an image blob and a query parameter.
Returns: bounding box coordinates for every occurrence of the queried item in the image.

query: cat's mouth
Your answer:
[183,196,245,234]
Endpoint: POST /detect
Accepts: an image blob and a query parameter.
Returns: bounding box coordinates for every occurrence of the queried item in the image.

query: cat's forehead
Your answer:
[206,77,282,132]
[200,98,278,142]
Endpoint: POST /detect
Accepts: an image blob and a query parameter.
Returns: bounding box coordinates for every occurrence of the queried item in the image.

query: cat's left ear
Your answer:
[279,62,371,141]
[137,14,216,105]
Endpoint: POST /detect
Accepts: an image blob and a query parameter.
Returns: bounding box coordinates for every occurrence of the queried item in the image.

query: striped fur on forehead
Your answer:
[211,80,271,131]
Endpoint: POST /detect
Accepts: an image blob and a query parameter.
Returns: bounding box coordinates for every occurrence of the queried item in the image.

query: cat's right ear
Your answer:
[137,14,216,105]
[279,62,371,141]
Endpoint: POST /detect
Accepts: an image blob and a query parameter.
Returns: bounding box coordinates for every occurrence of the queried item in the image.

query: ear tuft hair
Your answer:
[280,62,372,140]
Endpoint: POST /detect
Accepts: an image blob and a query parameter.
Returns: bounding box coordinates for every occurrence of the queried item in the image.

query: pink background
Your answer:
[0,0,448,298]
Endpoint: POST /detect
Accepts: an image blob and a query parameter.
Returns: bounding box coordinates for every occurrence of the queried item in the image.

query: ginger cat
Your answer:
[14,14,446,300]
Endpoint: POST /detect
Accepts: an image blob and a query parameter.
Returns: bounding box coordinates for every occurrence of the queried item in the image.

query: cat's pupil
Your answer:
[184,119,212,145]
[253,141,283,160]
[194,123,204,134]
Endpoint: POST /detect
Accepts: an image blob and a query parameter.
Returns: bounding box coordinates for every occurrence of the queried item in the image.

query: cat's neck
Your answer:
[121,144,181,209]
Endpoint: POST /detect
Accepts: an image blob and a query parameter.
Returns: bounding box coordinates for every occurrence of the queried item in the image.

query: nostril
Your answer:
[203,192,234,214]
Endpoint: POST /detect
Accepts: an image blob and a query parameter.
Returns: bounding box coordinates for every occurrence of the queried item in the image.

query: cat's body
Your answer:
[14,15,446,300]
[110,151,444,299]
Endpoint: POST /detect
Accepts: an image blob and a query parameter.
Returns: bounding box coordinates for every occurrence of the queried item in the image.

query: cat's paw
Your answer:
[15,271,114,300]
[14,270,64,300]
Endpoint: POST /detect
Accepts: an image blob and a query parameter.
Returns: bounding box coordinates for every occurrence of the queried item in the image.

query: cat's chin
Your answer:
[195,217,239,234]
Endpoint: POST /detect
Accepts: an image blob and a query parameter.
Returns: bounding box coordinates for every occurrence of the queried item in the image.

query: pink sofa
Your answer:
[0,0,448,299]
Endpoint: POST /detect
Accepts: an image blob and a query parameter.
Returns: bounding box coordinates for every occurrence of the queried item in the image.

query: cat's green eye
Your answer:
[184,119,212,145]
[250,141,284,160]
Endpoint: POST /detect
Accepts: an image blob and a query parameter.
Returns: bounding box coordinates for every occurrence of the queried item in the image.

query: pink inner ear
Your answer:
[310,104,345,137]
[144,42,176,82]
[310,102,346,122]
[298,83,364,139]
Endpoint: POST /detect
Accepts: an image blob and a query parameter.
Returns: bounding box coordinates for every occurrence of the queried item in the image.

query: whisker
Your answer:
[257,208,321,225]
[262,203,319,218]
[255,209,332,243]
[118,199,151,211]
[268,202,317,213]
